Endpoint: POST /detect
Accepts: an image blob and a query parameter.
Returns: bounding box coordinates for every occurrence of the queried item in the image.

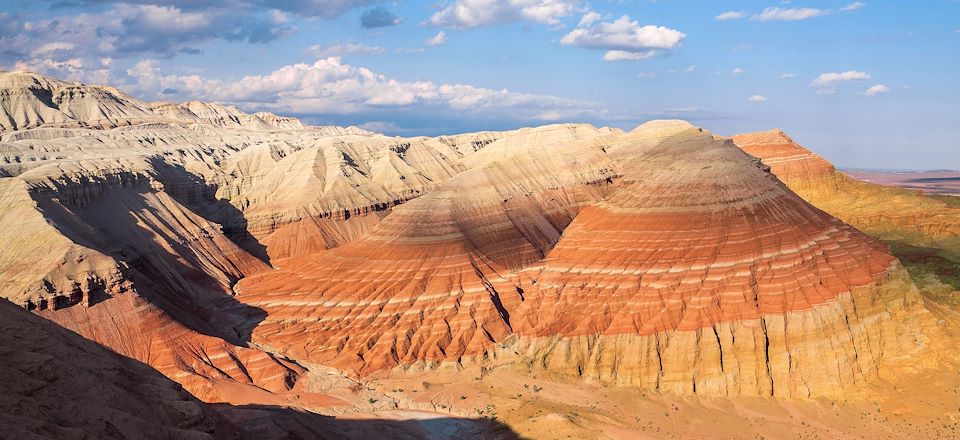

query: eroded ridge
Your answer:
[508,130,933,396]
[236,124,621,374]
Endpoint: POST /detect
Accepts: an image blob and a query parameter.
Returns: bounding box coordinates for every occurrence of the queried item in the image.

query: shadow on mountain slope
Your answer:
[215,403,525,440]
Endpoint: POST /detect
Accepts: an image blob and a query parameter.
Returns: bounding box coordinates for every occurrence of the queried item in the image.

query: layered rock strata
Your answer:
[0,297,234,439]
[732,130,960,251]
[235,124,620,373]
[508,130,933,397]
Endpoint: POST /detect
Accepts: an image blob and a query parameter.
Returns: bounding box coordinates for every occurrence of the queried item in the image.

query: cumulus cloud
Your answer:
[426,0,578,29]
[731,67,744,76]
[715,11,746,21]
[748,95,768,102]
[360,7,401,28]
[750,7,828,21]
[125,56,598,121]
[305,42,384,57]
[840,2,866,12]
[561,15,685,62]
[864,84,890,96]
[810,70,871,86]
[426,31,447,46]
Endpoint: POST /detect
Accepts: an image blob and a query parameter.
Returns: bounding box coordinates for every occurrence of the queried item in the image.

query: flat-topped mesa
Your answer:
[732,129,843,197]
[504,129,933,397]
[234,124,621,374]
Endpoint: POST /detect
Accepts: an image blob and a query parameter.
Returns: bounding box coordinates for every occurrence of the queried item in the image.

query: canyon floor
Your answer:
[1,71,959,439]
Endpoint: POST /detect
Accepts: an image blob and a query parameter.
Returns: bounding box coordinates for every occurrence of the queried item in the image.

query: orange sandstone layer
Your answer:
[732,129,960,247]
[0,298,235,439]
[238,127,936,397]
[731,129,840,195]
[507,130,932,397]
[43,294,302,403]
[236,125,619,374]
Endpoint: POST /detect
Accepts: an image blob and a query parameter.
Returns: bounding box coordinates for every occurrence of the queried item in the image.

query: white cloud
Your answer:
[126,57,598,121]
[810,70,871,86]
[426,31,447,46]
[684,64,696,74]
[748,95,768,102]
[31,42,76,57]
[357,120,403,133]
[779,73,797,79]
[305,42,384,58]
[840,2,866,12]
[715,11,747,21]
[815,87,836,95]
[731,67,744,76]
[561,15,685,62]
[637,72,657,79]
[578,11,601,27]
[750,7,827,21]
[864,84,890,96]
[426,0,578,29]
[602,50,658,61]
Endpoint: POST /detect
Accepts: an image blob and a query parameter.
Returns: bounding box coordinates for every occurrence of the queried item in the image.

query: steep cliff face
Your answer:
[0,297,235,439]
[0,161,304,402]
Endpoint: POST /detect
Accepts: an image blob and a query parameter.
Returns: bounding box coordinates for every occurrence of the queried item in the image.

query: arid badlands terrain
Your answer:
[1,70,959,439]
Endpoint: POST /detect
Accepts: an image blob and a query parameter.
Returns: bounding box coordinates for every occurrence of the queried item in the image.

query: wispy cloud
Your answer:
[731,67,744,76]
[810,70,871,86]
[779,73,797,79]
[864,84,890,96]
[715,11,747,21]
[748,95,768,102]
[751,7,828,21]
[840,2,866,12]
[305,42,383,58]
[426,31,447,46]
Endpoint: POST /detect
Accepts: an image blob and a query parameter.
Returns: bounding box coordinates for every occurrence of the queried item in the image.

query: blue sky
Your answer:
[0,0,957,169]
